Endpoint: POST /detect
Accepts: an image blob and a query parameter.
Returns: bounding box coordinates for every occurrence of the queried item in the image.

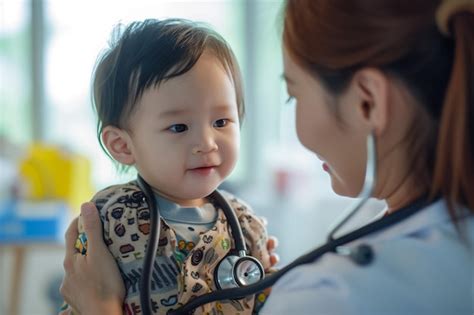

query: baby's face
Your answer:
[126,53,240,206]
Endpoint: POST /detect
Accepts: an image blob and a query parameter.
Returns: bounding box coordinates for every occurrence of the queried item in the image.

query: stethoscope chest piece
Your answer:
[335,244,374,266]
[215,252,264,290]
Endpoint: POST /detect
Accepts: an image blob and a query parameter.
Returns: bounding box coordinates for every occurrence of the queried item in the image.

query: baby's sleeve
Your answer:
[67,185,129,315]
[76,182,150,265]
[224,193,272,272]
[76,185,118,250]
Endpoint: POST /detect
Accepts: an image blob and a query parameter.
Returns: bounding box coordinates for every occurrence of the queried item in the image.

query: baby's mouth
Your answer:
[188,166,216,176]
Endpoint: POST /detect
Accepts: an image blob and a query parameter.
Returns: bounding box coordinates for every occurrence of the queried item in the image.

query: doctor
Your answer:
[60,0,474,314]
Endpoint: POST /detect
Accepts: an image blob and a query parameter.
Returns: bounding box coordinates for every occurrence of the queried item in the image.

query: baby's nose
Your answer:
[192,136,218,155]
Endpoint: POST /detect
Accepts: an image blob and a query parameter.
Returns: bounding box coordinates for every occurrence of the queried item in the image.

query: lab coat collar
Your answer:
[359,199,470,244]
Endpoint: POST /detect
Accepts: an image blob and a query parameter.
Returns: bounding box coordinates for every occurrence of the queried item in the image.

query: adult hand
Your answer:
[59,202,125,315]
[260,216,280,298]
[260,215,280,271]
[267,236,280,270]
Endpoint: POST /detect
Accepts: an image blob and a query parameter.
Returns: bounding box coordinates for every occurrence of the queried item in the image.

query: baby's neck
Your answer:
[175,198,207,207]
[153,190,207,207]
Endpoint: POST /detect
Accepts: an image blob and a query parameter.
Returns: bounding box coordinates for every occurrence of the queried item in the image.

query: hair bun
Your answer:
[436,0,474,36]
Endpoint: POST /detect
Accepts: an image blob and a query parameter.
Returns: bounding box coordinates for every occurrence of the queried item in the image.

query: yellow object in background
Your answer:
[18,143,93,214]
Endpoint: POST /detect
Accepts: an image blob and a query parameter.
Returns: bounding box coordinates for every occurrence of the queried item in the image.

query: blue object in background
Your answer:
[0,199,69,244]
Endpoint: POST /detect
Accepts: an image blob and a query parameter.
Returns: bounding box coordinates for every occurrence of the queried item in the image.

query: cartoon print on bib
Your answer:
[74,182,271,315]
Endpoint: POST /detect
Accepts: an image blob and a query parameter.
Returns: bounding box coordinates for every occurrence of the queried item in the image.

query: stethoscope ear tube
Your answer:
[168,132,432,315]
[327,132,377,241]
[137,175,161,315]
[136,175,265,315]
[169,240,336,314]
[208,190,247,253]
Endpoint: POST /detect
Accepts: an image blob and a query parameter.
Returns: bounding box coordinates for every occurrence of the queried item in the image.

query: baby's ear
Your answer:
[101,126,135,165]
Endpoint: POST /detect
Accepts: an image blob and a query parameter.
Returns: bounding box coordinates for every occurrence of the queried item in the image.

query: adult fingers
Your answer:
[63,216,79,272]
[64,216,79,256]
[267,236,280,268]
[270,253,280,267]
[267,236,279,252]
[59,274,74,310]
[80,202,105,254]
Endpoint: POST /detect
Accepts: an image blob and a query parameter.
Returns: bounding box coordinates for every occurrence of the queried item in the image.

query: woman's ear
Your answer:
[102,126,135,165]
[353,68,390,136]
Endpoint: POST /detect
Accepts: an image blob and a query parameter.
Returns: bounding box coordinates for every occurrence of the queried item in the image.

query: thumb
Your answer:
[80,202,105,253]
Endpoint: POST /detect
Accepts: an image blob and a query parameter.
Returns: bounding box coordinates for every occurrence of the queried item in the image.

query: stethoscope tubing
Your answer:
[137,175,161,315]
[327,132,376,242]
[136,175,251,315]
[208,189,247,254]
[168,194,431,314]
[137,132,432,315]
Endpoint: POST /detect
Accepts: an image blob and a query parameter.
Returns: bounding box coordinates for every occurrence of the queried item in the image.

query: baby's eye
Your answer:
[213,119,229,128]
[168,124,188,133]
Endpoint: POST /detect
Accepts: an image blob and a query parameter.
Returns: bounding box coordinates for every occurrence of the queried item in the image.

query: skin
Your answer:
[60,45,427,314]
[282,47,425,212]
[60,203,279,315]
[60,51,279,314]
[103,52,240,206]
[60,204,125,315]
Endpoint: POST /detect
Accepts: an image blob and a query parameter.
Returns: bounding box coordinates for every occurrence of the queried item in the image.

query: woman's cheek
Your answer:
[295,109,313,150]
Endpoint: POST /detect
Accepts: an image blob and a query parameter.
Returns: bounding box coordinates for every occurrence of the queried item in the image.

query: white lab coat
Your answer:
[261,199,474,315]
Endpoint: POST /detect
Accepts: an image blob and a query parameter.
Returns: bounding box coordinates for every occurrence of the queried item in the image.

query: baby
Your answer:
[69,19,271,315]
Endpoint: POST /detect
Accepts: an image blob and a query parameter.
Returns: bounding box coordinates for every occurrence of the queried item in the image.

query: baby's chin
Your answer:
[165,183,222,206]
[183,184,221,199]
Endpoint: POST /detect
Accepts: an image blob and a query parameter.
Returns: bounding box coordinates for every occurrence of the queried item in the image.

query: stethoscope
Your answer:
[136,176,265,315]
[137,132,432,315]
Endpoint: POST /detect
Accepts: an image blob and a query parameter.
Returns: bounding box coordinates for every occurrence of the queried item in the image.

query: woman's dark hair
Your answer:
[92,18,244,160]
[283,0,474,218]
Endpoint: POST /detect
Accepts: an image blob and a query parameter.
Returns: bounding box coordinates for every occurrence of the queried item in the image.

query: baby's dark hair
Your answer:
[92,18,244,157]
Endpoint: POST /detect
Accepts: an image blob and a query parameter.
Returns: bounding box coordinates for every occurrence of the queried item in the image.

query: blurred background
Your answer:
[0,1,385,314]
